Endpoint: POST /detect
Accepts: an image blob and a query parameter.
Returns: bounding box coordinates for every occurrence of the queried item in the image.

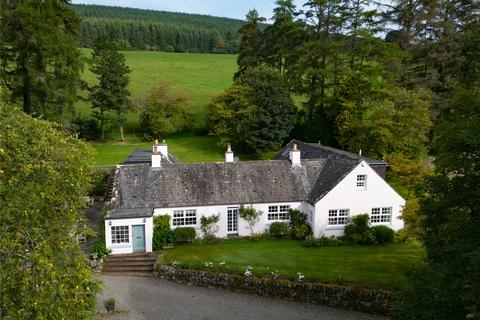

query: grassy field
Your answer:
[92,132,225,166]
[91,132,278,166]
[77,49,237,127]
[161,239,424,289]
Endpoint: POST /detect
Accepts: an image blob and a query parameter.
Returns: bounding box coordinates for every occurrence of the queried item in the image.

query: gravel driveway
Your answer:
[95,275,386,320]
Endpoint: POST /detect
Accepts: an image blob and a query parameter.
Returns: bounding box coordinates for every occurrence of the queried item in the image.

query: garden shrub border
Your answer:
[155,264,392,315]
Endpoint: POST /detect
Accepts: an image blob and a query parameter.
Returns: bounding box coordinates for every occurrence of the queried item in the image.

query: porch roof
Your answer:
[105,208,153,220]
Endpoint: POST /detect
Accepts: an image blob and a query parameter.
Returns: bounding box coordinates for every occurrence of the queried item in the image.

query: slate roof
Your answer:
[105,208,153,220]
[274,139,386,166]
[111,155,360,211]
[124,148,179,164]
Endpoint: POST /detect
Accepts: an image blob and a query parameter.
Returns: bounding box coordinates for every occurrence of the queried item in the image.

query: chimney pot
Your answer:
[225,144,234,163]
[289,144,301,166]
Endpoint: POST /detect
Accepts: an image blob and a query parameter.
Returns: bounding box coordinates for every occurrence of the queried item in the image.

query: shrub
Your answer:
[291,224,312,240]
[90,242,111,259]
[269,222,289,238]
[372,225,395,244]
[238,205,262,235]
[173,227,197,244]
[153,215,174,250]
[303,236,343,247]
[288,209,312,240]
[200,214,220,239]
[289,209,308,226]
[344,214,377,245]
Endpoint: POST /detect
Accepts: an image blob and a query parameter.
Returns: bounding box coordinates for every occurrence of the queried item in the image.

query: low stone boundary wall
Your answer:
[155,265,392,315]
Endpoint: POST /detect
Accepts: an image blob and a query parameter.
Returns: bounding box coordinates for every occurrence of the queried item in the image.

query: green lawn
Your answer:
[161,239,424,289]
[91,132,225,166]
[77,49,237,127]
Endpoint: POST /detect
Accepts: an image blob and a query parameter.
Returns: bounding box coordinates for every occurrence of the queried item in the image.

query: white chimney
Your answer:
[153,139,169,159]
[225,143,234,163]
[158,139,168,158]
[152,145,161,168]
[289,143,301,166]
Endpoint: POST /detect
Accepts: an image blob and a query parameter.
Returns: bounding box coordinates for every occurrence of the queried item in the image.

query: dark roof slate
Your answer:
[109,140,371,214]
[274,140,386,166]
[105,208,153,219]
[113,159,334,210]
[124,148,179,164]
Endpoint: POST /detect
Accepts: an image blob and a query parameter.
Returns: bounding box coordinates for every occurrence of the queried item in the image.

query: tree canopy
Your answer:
[393,87,480,319]
[0,102,100,319]
[89,37,131,141]
[139,79,195,139]
[71,4,247,53]
[0,0,83,117]
[208,68,296,153]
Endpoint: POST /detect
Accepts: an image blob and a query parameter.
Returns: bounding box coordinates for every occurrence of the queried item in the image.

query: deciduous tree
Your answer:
[139,79,195,139]
[0,102,100,319]
[393,87,480,319]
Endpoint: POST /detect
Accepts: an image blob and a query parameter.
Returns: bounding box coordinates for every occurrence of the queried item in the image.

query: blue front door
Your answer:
[132,225,146,252]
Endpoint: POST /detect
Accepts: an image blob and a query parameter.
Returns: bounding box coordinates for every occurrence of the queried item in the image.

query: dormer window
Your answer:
[356,174,367,189]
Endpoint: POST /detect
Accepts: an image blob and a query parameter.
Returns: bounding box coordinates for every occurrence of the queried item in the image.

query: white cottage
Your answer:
[105,140,405,254]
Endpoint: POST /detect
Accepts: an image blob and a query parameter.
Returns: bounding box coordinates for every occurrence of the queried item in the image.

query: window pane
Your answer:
[328,209,349,225]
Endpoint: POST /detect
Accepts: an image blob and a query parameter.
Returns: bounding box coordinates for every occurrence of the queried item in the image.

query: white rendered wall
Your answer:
[154,202,303,238]
[313,161,405,238]
[301,202,316,235]
[105,217,153,254]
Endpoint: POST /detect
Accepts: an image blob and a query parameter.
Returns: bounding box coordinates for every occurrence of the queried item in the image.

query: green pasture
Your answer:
[77,49,238,127]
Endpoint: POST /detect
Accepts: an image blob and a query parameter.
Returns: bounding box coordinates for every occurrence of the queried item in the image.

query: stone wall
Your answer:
[155,265,392,315]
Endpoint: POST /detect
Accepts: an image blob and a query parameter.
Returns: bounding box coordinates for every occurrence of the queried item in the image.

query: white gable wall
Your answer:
[313,161,405,238]
[154,201,303,238]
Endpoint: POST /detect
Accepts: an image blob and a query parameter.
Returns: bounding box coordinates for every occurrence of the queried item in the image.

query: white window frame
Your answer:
[328,209,350,225]
[268,205,290,221]
[371,207,392,223]
[227,207,239,233]
[111,225,129,244]
[356,174,367,190]
[172,209,197,226]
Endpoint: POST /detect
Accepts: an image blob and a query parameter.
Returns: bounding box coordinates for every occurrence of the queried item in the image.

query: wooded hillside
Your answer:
[71,4,249,53]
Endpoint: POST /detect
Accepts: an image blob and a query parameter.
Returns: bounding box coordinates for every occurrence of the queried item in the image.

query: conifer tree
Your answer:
[0,0,83,117]
[235,10,266,80]
[89,37,131,141]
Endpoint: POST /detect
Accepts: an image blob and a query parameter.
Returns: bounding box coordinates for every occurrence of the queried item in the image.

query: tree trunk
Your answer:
[100,109,105,141]
[22,63,31,114]
[120,126,124,142]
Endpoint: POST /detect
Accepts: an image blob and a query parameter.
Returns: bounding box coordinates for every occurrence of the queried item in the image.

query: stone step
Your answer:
[103,260,156,267]
[103,265,154,272]
[105,256,156,263]
[102,271,154,277]
[102,253,157,275]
